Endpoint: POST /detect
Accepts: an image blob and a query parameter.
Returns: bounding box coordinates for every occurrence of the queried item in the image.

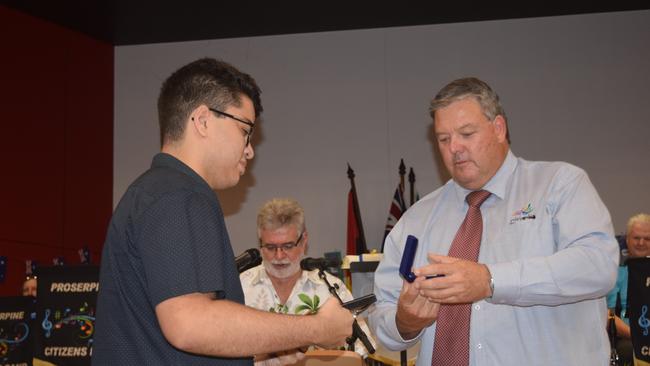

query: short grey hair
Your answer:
[429,77,510,143]
[627,213,650,232]
[257,198,306,238]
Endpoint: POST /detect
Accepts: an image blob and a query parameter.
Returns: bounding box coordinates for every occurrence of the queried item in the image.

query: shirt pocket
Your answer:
[487,212,555,262]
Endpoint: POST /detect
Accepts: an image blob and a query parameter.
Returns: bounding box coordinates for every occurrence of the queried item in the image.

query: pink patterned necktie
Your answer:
[431,189,491,366]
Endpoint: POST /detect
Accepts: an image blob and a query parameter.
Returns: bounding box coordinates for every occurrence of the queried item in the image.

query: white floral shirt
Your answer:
[240,265,374,358]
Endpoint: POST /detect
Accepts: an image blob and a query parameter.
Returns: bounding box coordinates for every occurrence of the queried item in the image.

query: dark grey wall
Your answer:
[115,10,650,257]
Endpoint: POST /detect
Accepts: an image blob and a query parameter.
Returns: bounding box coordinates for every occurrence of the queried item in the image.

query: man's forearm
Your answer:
[615,316,631,339]
[156,293,328,357]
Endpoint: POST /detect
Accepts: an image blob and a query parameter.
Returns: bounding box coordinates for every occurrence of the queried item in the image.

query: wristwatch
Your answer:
[488,276,495,298]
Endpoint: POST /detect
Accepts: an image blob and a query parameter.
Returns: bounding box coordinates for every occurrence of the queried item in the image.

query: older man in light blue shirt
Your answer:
[369,77,618,366]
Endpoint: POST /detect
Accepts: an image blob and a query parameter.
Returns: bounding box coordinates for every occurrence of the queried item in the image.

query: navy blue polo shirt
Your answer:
[93,153,251,365]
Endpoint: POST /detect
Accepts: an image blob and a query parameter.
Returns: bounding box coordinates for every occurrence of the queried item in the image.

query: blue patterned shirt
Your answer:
[606,265,629,324]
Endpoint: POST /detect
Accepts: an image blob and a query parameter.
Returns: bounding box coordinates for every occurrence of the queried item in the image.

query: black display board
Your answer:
[0,296,34,366]
[33,266,98,366]
[627,257,650,365]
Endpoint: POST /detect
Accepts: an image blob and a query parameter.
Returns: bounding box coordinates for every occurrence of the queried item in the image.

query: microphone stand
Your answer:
[608,313,620,366]
[315,267,375,354]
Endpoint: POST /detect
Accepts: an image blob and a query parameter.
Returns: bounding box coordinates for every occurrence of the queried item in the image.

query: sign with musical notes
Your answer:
[0,296,34,366]
[34,266,99,366]
[627,258,650,365]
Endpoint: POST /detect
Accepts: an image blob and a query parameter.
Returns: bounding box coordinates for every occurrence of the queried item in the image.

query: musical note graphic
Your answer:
[42,309,53,338]
[57,315,95,339]
[40,305,96,339]
[0,323,30,357]
[638,305,650,336]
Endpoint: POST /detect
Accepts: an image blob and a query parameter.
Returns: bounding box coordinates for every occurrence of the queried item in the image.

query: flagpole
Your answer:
[382,162,408,252]
[399,159,405,193]
[408,167,415,207]
[347,163,368,253]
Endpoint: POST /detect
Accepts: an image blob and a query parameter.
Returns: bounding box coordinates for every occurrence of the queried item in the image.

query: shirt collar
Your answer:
[305,268,325,284]
[247,264,266,284]
[151,152,214,195]
[452,149,518,205]
[248,263,323,286]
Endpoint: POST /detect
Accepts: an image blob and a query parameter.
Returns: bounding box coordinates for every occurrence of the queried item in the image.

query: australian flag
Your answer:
[382,184,406,251]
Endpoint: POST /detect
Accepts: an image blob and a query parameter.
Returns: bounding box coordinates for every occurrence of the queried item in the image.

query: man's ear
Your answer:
[493,115,508,143]
[189,105,211,137]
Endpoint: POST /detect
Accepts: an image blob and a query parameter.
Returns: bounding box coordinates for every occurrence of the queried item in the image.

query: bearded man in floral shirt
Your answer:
[240,198,374,365]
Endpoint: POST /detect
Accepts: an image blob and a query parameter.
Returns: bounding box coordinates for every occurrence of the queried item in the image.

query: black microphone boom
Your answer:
[306,257,375,354]
[300,257,341,271]
[236,248,262,273]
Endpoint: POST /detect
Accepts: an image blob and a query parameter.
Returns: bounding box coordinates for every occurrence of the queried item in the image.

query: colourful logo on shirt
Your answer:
[509,203,536,224]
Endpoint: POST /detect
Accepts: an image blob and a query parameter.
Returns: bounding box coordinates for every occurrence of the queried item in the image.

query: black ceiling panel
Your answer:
[3,1,649,45]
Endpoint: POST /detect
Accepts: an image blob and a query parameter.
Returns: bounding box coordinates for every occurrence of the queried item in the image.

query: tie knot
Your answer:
[466,190,491,208]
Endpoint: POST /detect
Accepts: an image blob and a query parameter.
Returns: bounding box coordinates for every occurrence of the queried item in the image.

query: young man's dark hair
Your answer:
[157,58,263,146]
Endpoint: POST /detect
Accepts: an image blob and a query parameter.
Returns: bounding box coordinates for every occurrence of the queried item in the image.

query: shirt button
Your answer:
[477,343,482,349]
[474,304,480,310]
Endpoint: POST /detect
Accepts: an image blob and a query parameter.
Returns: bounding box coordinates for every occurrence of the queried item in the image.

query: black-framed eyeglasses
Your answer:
[209,108,255,146]
[260,232,304,253]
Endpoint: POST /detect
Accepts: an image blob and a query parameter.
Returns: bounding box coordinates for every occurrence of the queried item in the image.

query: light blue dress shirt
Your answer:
[369,151,619,366]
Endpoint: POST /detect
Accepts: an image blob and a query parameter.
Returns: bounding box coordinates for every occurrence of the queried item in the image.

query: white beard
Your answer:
[264,259,301,279]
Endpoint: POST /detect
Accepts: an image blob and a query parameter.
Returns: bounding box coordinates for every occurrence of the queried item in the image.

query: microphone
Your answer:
[235,248,262,273]
[300,257,341,271]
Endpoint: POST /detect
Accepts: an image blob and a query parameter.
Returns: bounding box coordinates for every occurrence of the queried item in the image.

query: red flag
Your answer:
[346,164,368,255]
[346,188,369,255]
[347,190,360,255]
